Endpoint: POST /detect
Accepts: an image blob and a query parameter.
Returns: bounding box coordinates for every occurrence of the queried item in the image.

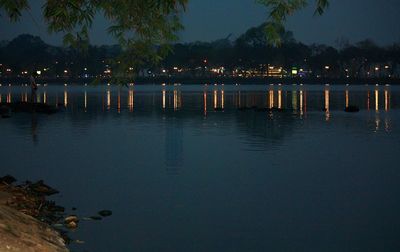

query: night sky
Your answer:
[0,0,399,46]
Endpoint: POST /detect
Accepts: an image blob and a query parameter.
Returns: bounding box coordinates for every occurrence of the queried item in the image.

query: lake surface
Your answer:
[1,84,400,252]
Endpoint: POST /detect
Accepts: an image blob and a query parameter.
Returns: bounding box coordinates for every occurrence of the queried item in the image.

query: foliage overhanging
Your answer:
[0,0,329,81]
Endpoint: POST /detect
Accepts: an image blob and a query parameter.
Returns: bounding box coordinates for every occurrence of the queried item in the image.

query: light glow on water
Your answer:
[385,90,389,112]
[64,90,68,107]
[0,84,399,252]
[117,90,121,113]
[214,90,218,109]
[238,91,241,108]
[325,89,330,121]
[221,90,225,109]
[7,92,11,103]
[129,89,134,112]
[269,90,274,109]
[162,89,166,109]
[292,91,297,110]
[299,90,303,115]
[203,90,207,116]
[174,90,177,110]
[107,90,111,110]
[278,90,282,109]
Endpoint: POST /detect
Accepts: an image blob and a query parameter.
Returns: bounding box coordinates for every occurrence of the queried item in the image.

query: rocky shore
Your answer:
[0,175,113,252]
[0,176,68,252]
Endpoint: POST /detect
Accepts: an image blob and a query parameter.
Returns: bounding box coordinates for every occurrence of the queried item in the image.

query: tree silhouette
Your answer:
[1,0,331,80]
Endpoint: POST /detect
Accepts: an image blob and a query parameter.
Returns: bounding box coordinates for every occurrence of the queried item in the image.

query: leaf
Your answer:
[315,0,329,15]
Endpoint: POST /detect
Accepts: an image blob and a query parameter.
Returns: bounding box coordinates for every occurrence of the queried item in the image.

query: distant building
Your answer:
[266,66,283,78]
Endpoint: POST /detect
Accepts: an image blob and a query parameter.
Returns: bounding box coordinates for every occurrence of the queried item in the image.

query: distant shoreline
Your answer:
[1,77,399,85]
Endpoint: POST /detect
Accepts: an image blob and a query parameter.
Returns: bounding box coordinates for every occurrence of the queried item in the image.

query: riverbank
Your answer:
[1,76,399,85]
[0,176,68,252]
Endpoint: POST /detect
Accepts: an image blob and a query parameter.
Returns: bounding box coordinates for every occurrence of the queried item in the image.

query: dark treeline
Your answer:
[0,34,121,79]
[1,24,400,80]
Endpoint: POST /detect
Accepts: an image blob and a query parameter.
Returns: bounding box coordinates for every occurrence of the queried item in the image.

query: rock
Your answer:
[64,215,79,229]
[345,105,360,112]
[64,215,79,224]
[29,180,59,196]
[0,175,16,185]
[1,177,71,251]
[0,205,69,252]
[48,205,65,213]
[0,191,13,205]
[98,210,112,217]
[65,221,78,229]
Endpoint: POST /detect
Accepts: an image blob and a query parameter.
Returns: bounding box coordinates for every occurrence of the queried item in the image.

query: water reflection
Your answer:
[237,91,241,108]
[304,91,307,114]
[1,85,399,252]
[7,92,11,103]
[221,90,225,109]
[325,89,330,121]
[31,112,38,145]
[212,89,225,110]
[117,90,121,113]
[385,90,389,112]
[165,118,183,174]
[64,90,68,108]
[299,90,304,116]
[375,113,380,131]
[292,91,298,111]
[0,85,397,165]
[84,91,87,111]
[129,89,134,112]
[203,90,207,116]
[278,89,282,109]
[173,89,181,110]
[162,89,166,109]
[0,85,398,118]
[107,89,111,110]
[269,90,274,109]
[213,90,218,109]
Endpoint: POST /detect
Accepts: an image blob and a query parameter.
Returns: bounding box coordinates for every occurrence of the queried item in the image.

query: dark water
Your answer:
[1,84,400,252]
